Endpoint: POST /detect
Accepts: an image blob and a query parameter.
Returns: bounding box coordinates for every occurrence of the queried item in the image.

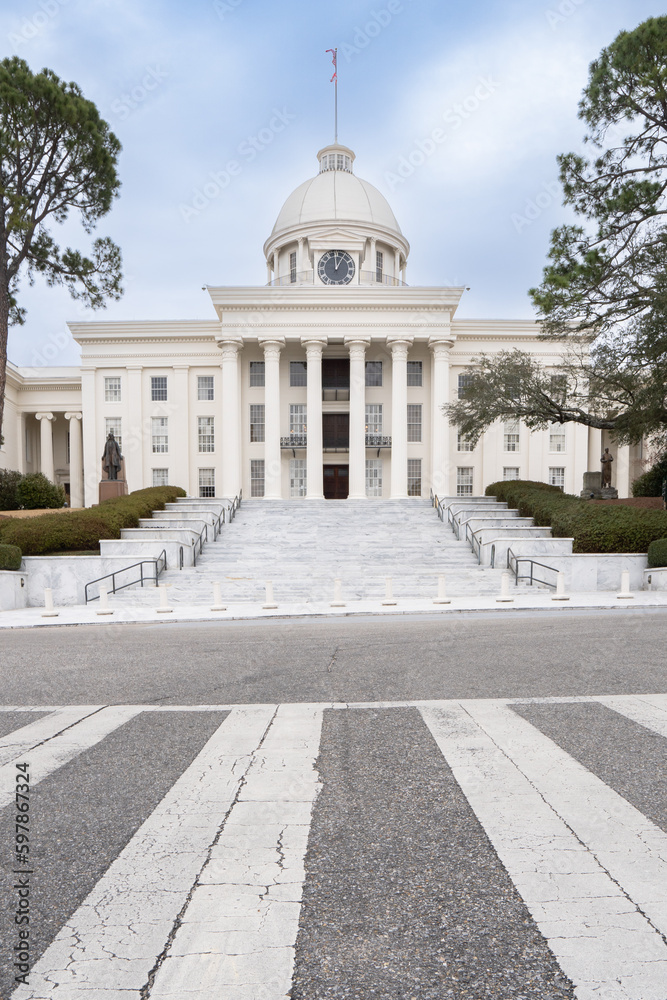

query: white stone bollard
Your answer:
[433,573,451,605]
[263,581,278,610]
[496,571,514,603]
[96,583,114,615]
[41,587,59,618]
[551,572,570,602]
[330,578,346,608]
[382,576,397,606]
[156,584,173,614]
[617,570,634,600]
[211,581,227,612]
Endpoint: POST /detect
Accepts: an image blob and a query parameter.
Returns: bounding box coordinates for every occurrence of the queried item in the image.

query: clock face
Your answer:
[318,250,356,285]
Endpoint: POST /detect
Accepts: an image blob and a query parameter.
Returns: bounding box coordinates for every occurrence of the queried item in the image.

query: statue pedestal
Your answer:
[99,479,128,503]
[580,472,618,499]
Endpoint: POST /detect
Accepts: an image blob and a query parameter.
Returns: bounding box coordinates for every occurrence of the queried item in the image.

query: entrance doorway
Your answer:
[323,465,349,499]
[323,412,349,449]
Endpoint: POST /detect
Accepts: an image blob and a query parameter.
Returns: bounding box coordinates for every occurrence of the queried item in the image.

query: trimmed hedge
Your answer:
[485,479,667,553]
[648,538,667,568]
[0,486,186,556]
[632,454,667,497]
[0,470,23,511]
[0,544,22,570]
[16,473,66,510]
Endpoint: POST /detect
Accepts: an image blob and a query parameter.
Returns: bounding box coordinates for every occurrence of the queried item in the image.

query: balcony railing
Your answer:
[359,271,408,287]
[266,270,408,288]
[365,434,392,448]
[322,388,349,401]
[280,434,307,448]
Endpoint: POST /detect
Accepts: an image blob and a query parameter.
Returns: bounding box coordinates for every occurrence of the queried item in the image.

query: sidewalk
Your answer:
[2,588,666,628]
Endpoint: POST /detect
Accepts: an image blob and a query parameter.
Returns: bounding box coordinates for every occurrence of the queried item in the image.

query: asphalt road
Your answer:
[1,607,666,704]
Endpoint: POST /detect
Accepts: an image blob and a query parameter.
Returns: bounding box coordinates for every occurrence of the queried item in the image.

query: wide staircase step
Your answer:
[107,497,538,608]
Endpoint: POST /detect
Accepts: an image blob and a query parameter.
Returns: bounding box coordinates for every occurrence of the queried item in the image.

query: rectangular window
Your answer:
[197,375,214,401]
[407,458,422,497]
[250,404,265,442]
[249,361,265,387]
[456,466,474,496]
[152,468,169,487]
[289,404,307,435]
[105,417,122,450]
[365,361,382,386]
[290,361,307,386]
[366,459,383,497]
[290,250,297,283]
[458,373,473,399]
[407,361,423,387]
[198,415,215,453]
[376,249,383,283]
[503,467,520,481]
[104,376,121,402]
[549,466,565,489]
[457,431,474,452]
[504,418,520,452]
[407,404,422,442]
[289,459,307,497]
[151,376,167,401]
[549,423,566,453]
[550,373,567,403]
[151,416,168,453]
[365,403,383,435]
[198,468,215,498]
[251,459,265,497]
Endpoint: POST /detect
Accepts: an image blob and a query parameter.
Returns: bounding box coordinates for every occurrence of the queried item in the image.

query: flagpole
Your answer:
[334,47,338,143]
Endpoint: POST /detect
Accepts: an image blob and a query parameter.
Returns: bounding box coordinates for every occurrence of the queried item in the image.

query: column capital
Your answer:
[428,335,456,356]
[259,337,285,362]
[387,338,412,360]
[64,411,82,422]
[218,338,242,361]
[35,411,55,421]
[301,334,327,351]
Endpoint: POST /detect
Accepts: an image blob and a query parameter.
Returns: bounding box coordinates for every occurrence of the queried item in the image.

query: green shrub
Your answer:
[0,543,22,570]
[648,538,667,568]
[16,473,66,510]
[0,469,23,510]
[0,485,186,556]
[485,480,667,553]
[632,454,667,497]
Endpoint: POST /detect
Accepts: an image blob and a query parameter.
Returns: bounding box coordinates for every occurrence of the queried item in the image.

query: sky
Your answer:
[2,0,665,369]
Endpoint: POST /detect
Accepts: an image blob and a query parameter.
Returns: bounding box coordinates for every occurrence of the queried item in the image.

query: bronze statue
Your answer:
[102,432,122,481]
[601,447,613,487]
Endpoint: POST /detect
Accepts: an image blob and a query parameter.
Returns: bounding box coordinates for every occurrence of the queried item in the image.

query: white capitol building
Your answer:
[1,142,642,506]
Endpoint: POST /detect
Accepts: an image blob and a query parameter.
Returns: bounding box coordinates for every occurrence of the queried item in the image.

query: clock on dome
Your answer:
[318,250,355,285]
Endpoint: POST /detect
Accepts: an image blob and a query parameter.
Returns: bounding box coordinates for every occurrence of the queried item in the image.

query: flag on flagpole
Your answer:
[326,48,337,82]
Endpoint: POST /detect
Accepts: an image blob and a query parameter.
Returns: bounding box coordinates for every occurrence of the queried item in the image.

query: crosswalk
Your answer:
[2,696,667,999]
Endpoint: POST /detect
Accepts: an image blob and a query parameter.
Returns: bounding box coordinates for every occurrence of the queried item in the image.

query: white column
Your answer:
[298,238,306,277]
[346,336,371,499]
[35,412,55,482]
[65,412,83,507]
[572,422,589,496]
[394,248,401,281]
[219,339,242,497]
[616,443,631,497]
[80,369,98,507]
[172,365,190,492]
[389,338,413,498]
[273,250,279,283]
[260,338,285,499]
[126,366,143,493]
[368,237,376,280]
[588,426,602,471]
[401,261,407,284]
[266,260,273,285]
[429,337,454,497]
[15,413,25,474]
[302,337,326,499]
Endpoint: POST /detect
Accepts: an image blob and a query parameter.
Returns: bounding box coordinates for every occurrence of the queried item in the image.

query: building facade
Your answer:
[0,143,643,504]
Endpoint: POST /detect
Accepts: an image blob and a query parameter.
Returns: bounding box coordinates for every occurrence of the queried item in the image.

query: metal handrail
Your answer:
[446,504,460,539]
[507,547,558,589]
[192,523,208,566]
[85,550,167,603]
[228,491,242,522]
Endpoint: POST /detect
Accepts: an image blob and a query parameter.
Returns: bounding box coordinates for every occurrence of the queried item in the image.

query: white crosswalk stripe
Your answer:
[4,694,667,1000]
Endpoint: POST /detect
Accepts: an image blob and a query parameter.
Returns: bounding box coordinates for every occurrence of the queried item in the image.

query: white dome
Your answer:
[271,169,403,237]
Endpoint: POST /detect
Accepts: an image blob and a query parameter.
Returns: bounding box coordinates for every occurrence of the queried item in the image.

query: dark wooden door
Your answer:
[323,413,349,449]
[323,465,349,499]
[322,358,350,388]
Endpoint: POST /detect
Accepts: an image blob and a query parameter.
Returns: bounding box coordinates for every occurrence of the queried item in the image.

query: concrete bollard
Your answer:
[496,571,514,603]
[263,581,278,610]
[41,587,59,618]
[551,572,570,602]
[433,573,451,605]
[156,584,173,614]
[211,581,227,612]
[96,583,114,615]
[617,570,634,600]
[382,576,397,606]
[330,578,346,608]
